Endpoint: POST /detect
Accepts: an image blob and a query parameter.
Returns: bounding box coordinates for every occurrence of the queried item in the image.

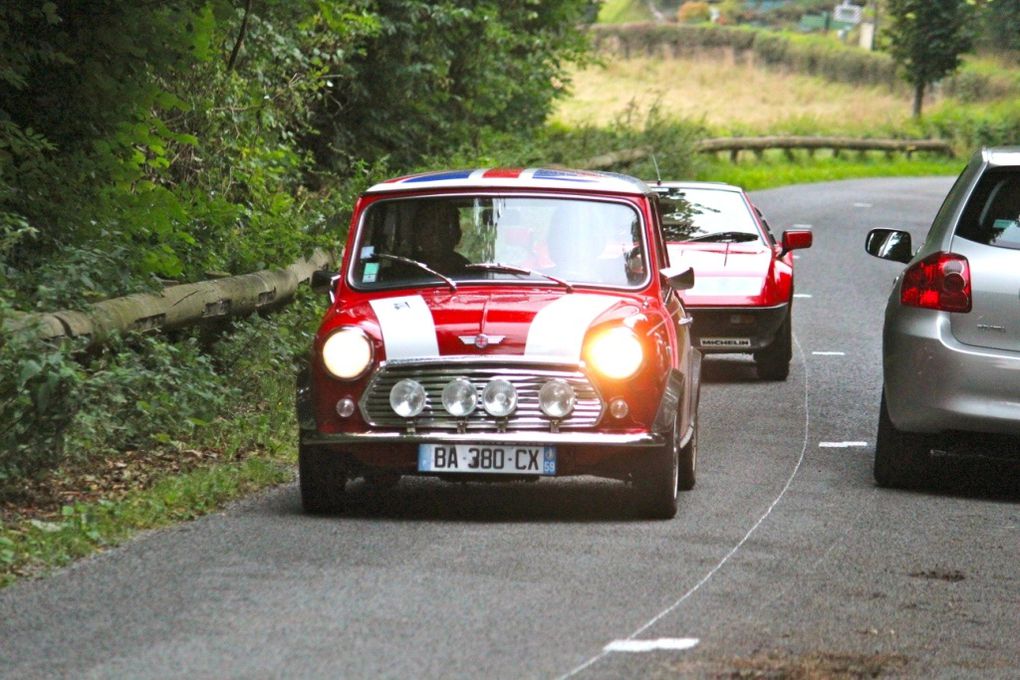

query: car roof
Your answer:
[648,180,744,193]
[982,147,1020,167]
[365,168,652,196]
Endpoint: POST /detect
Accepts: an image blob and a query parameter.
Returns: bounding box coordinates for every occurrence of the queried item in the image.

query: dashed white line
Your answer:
[604,638,699,653]
[819,441,868,448]
[811,351,845,356]
[558,336,812,679]
[793,293,812,298]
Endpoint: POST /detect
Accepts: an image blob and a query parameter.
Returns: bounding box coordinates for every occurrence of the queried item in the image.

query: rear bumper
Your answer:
[688,303,788,353]
[885,308,1020,435]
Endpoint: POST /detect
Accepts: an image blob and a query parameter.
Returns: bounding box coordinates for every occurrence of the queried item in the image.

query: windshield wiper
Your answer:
[465,262,574,293]
[372,253,457,292]
[685,231,760,243]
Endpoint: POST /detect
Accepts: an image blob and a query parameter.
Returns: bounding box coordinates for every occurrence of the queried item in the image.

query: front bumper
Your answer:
[688,303,788,353]
[301,430,665,447]
[885,308,1020,435]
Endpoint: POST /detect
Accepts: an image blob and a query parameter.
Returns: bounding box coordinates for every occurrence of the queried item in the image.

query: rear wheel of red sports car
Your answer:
[755,309,791,381]
[299,441,348,514]
[636,411,681,519]
[874,392,932,489]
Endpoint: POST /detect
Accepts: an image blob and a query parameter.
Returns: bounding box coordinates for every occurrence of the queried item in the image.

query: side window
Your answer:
[956,168,1020,250]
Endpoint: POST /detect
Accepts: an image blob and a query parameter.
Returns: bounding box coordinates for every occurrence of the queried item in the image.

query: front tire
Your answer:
[636,411,681,519]
[874,392,931,489]
[299,441,348,514]
[678,407,698,492]
[755,309,792,381]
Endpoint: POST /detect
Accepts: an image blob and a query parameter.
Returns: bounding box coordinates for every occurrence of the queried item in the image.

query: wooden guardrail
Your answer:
[582,137,954,170]
[4,249,336,348]
[694,136,955,161]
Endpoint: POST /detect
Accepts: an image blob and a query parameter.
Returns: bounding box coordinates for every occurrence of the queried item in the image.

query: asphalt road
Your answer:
[3,177,1019,679]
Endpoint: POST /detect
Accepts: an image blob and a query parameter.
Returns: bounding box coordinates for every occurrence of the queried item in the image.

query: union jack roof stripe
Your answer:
[369,168,650,195]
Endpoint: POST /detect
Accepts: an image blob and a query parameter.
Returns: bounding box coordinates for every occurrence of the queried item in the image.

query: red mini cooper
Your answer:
[654,181,812,380]
[298,168,700,518]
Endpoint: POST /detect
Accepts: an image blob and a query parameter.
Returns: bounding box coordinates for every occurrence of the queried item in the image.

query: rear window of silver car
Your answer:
[956,168,1020,250]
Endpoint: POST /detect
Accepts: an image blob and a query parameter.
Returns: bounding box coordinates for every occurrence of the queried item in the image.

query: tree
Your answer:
[885,0,976,117]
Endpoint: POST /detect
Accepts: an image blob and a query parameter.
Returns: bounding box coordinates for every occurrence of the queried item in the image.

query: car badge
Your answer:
[459,334,505,349]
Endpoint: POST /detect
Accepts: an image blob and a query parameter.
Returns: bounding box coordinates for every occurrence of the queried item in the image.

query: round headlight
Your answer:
[539,379,576,419]
[442,377,477,417]
[390,379,426,418]
[586,328,644,380]
[321,328,373,381]
[481,378,517,417]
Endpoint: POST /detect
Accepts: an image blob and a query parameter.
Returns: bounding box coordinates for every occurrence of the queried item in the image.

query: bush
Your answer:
[677,2,712,24]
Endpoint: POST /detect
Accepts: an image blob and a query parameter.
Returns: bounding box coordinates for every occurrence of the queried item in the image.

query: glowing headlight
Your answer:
[321,328,373,381]
[481,378,517,417]
[390,379,426,418]
[539,379,576,419]
[586,328,644,380]
[442,377,477,417]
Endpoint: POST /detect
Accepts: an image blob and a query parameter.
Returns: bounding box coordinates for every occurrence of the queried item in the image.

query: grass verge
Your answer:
[0,451,293,588]
[695,151,964,190]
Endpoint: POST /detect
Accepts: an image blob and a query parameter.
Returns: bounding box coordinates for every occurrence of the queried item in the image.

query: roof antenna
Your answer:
[650,153,662,186]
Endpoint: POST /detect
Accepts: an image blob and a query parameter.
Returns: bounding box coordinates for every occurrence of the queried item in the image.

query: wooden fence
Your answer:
[5,249,336,348]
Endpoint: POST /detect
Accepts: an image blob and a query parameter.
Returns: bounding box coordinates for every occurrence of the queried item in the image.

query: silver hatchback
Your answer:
[866,147,1020,487]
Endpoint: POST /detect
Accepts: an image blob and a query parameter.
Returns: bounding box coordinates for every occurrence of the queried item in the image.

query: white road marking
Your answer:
[793,293,812,298]
[854,202,873,208]
[559,336,812,679]
[604,638,699,653]
[819,441,868,448]
[812,351,845,356]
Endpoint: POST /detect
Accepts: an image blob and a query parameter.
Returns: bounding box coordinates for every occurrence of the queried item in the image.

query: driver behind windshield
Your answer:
[412,201,470,274]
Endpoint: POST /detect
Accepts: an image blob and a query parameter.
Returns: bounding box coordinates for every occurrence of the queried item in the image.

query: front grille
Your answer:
[360,363,603,430]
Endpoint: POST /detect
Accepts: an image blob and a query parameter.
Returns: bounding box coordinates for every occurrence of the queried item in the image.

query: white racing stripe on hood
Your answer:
[369,295,439,360]
[525,294,618,360]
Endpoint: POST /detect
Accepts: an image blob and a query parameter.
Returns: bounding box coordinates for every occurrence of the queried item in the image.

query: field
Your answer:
[552,54,917,134]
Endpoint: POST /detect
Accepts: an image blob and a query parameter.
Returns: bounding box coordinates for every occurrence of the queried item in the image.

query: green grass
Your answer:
[597,0,653,24]
[694,151,965,190]
[0,454,293,588]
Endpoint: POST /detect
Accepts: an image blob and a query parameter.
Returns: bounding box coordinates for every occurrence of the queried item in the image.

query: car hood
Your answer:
[667,242,772,303]
[345,289,642,363]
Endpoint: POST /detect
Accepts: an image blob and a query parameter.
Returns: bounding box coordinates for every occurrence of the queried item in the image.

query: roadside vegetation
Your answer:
[2,0,1019,587]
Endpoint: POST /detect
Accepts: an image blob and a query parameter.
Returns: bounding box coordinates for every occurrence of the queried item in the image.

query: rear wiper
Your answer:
[373,253,457,291]
[685,231,760,243]
[465,262,574,293]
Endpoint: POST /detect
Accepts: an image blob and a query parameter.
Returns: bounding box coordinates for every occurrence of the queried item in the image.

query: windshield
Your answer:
[349,196,647,289]
[656,187,763,243]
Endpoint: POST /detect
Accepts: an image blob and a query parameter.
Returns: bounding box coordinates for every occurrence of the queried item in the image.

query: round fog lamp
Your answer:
[390,379,426,418]
[482,378,517,417]
[539,379,576,419]
[442,377,477,417]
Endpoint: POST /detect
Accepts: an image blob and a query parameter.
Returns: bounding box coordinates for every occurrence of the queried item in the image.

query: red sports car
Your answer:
[297,168,701,518]
[653,181,812,380]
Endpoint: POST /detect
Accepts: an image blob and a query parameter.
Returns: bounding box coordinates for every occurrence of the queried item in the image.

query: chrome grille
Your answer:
[360,363,603,430]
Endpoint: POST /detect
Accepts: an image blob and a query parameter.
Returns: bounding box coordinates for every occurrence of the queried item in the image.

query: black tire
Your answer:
[755,309,792,381]
[635,411,680,519]
[678,407,697,492]
[298,441,348,514]
[874,392,931,489]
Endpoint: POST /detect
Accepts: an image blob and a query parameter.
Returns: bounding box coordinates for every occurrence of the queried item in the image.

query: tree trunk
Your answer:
[912,82,925,118]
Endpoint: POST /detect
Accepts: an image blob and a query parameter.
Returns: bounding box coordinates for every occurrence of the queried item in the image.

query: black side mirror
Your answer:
[311,269,339,298]
[661,266,695,292]
[865,229,913,264]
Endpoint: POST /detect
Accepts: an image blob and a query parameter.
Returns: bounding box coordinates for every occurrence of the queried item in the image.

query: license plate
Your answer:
[418,444,556,475]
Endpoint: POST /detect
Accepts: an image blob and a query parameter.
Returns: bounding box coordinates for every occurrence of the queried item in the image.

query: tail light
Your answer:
[900,252,971,313]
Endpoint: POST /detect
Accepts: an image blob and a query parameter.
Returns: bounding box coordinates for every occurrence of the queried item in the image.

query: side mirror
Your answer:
[780,229,813,256]
[661,266,695,292]
[311,269,339,296]
[865,229,913,264]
